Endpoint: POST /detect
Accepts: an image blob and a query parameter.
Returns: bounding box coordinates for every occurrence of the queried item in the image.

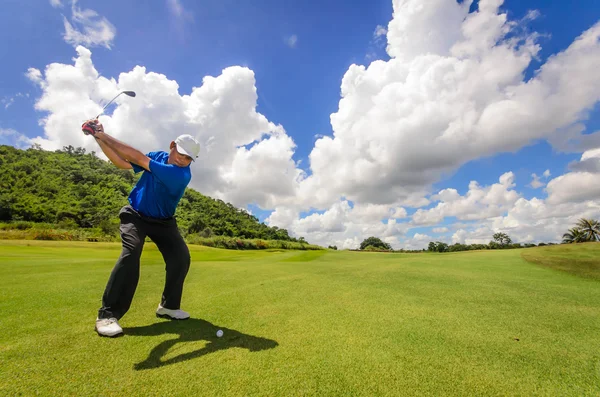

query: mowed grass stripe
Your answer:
[1,241,599,396]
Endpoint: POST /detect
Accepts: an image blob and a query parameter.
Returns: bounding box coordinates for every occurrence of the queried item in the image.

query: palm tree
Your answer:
[575,218,600,242]
[562,228,585,244]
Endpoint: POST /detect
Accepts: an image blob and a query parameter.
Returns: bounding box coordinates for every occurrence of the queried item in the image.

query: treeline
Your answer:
[0,145,301,243]
[427,241,554,253]
[428,232,551,252]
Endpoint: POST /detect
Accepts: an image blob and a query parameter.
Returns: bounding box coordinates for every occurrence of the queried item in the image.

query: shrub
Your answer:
[33,229,76,241]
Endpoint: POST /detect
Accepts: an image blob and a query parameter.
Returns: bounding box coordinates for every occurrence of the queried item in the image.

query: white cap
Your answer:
[175,134,201,160]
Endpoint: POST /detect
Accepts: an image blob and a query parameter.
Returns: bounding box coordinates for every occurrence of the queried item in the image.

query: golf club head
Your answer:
[95,90,137,119]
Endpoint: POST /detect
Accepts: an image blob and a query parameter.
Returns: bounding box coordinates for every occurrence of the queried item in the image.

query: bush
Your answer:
[57,218,79,230]
[98,218,119,236]
[185,235,324,251]
[360,237,392,251]
[33,229,76,241]
[0,221,35,230]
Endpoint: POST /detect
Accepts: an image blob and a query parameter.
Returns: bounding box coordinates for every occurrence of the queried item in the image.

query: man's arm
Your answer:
[92,124,151,171]
[94,137,133,170]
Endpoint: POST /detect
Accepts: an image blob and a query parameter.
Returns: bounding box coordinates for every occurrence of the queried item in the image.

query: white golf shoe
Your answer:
[156,304,190,320]
[95,318,123,337]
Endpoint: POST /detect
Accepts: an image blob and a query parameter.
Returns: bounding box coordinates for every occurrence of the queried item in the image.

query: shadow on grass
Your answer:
[125,318,278,370]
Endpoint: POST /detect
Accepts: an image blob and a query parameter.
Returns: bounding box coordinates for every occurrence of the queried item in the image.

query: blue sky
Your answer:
[1,0,600,248]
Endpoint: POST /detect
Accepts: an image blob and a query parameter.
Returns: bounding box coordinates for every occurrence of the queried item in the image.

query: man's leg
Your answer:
[98,206,147,320]
[149,221,191,310]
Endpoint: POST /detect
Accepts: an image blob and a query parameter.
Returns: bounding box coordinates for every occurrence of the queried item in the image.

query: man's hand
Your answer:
[82,119,104,136]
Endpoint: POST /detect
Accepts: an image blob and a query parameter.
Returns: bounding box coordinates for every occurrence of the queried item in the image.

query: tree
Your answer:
[562,228,586,244]
[428,242,437,252]
[360,236,392,251]
[435,242,449,252]
[575,218,600,242]
[493,232,512,247]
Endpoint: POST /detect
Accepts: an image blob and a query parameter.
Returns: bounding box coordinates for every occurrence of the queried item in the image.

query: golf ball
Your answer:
[216,330,223,338]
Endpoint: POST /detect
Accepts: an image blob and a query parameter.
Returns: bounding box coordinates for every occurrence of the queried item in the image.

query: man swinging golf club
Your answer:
[82,119,201,337]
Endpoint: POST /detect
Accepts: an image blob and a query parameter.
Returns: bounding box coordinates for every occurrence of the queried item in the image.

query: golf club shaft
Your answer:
[96,92,125,119]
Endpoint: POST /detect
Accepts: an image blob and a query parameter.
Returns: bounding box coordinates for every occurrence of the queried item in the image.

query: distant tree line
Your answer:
[356,227,598,254]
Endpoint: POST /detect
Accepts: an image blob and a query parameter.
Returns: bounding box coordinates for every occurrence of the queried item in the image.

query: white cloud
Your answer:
[285,35,298,49]
[491,197,600,243]
[569,148,600,173]
[440,192,600,246]
[27,46,292,207]
[50,0,62,7]
[402,233,432,250]
[0,128,31,148]
[529,174,544,189]
[412,172,520,225]
[61,0,116,49]
[451,229,468,244]
[2,92,28,109]
[545,149,600,204]
[2,97,15,109]
[266,200,411,249]
[524,10,541,21]
[529,170,551,189]
[433,227,449,233]
[298,0,600,215]
[546,172,600,205]
[26,68,44,86]
[374,25,387,38]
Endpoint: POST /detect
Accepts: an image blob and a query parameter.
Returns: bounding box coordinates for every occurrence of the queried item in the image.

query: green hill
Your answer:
[0,144,298,242]
[521,242,600,280]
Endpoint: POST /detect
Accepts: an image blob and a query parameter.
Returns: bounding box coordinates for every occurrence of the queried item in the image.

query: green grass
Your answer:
[1,241,599,396]
[521,242,600,280]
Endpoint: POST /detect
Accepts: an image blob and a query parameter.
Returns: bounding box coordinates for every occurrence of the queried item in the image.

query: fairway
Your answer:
[1,241,599,396]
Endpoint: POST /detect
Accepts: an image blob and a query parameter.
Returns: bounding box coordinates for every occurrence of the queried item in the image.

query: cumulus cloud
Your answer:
[299,0,600,213]
[61,0,116,49]
[412,172,520,226]
[27,46,293,208]
[546,149,600,204]
[546,172,600,205]
[403,233,432,250]
[266,201,411,249]
[492,197,600,243]
[568,148,600,173]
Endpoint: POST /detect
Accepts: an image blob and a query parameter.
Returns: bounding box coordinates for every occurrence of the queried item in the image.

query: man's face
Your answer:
[169,142,194,167]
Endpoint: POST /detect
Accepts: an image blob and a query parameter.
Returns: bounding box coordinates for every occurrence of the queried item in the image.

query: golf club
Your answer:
[96,90,136,119]
[82,90,136,135]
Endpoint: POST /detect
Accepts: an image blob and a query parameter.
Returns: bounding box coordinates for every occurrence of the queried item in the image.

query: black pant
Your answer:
[98,205,191,320]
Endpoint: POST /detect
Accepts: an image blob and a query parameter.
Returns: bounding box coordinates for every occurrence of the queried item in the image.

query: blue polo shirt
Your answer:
[128,151,191,219]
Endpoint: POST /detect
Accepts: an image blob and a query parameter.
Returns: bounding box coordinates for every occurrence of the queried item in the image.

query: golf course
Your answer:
[1,240,599,396]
